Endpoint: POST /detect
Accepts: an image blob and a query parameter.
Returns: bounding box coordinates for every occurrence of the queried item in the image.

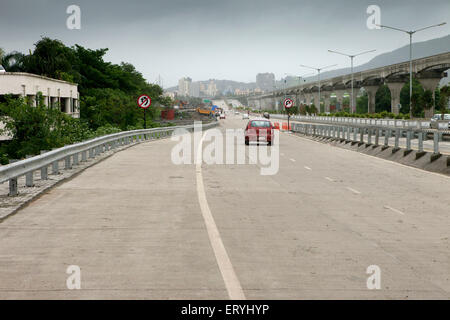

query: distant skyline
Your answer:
[1,0,449,87]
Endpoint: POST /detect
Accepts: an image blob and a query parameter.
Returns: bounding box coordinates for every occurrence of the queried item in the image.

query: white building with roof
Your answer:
[0,72,80,118]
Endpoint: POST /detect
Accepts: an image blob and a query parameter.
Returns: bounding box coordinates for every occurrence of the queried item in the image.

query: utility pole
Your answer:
[328,49,376,113]
[300,64,337,113]
[377,22,446,116]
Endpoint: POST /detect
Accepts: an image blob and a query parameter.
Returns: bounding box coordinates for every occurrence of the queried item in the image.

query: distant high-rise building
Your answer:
[207,80,218,97]
[178,77,192,96]
[256,73,275,92]
[190,82,200,97]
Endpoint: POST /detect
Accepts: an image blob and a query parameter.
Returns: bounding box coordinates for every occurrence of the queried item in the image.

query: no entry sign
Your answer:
[284,98,294,109]
[138,94,152,109]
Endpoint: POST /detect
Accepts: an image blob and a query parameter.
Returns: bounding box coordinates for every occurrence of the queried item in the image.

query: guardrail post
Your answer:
[433,132,440,155]
[52,160,59,174]
[89,148,94,158]
[40,151,48,180]
[65,155,72,170]
[25,156,34,187]
[359,128,364,143]
[73,153,79,166]
[9,178,18,196]
[384,129,389,147]
[353,127,357,141]
[418,131,424,153]
[367,128,372,145]
[374,128,379,146]
[406,130,412,151]
[394,129,400,150]
[81,150,87,162]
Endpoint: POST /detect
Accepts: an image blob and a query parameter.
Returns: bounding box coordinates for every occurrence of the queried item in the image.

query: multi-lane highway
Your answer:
[0,108,449,299]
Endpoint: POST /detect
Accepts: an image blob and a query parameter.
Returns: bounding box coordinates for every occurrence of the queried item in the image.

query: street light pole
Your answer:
[377,22,446,116]
[300,64,337,113]
[328,49,376,113]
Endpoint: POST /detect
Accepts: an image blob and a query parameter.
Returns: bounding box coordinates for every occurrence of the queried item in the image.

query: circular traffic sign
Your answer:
[284,98,294,109]
[137,94,152,109]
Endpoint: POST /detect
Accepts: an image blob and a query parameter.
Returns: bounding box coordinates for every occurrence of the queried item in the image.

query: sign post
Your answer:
[284,98,293,131]
[137,94,152,129]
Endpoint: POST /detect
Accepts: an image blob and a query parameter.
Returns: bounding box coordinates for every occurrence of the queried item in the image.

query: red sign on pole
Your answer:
[137,94,152,109]
[284,98,293,109]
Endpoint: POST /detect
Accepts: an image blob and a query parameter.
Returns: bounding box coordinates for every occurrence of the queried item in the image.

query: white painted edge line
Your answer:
[383,205,405,215]
[290,158,296,162]
[304,166,312,170]
[287,133,450,180]
[196,132,246,300]
[325,177,335,182]
[346,186,361,195]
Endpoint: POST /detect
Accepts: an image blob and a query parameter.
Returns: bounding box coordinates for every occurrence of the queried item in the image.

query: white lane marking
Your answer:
[195,132,246,300]
[289,158,296,162]
[384,205,405,215]
[288,133,450,180]
[346,187,361,195]
[304,166,312,170]
[325,177,335,182]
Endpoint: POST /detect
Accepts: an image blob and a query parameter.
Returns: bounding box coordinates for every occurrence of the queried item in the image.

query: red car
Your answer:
[245,119,274,146]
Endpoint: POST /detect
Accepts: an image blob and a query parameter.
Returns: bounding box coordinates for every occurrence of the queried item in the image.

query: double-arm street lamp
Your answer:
[376,22,447,116]
[328,49,376,113]
[299,64,337,111]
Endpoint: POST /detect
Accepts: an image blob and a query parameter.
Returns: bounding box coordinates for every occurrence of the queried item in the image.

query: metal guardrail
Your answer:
[0,122,218,196]
[290,122,446,158]
[268,114,450,133]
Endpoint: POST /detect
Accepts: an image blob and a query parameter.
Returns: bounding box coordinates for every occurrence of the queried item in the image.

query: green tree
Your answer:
[400,77,424,115]
[422,90,434,111]
[0,51,26,72]
[0,96,90,159]
[356,92,368,114]
[437,85,450,118]
[375,85,391,113]
[18,37,168,130]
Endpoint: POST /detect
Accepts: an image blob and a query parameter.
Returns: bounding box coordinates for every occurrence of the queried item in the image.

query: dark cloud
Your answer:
[1,0,449,87]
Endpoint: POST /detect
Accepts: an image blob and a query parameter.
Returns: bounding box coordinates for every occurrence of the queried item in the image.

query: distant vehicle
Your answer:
[0,65,5,73]
[430,114,450,129]
[197,106,214,116]
[245,119,274,146]
[235,111,240,115]
[242,113,249,120]
[220,113,226,119]
[263,112,270,119]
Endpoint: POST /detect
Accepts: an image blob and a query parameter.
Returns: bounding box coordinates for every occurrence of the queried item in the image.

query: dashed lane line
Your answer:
[383,205,405,215]
[346,187,361,195]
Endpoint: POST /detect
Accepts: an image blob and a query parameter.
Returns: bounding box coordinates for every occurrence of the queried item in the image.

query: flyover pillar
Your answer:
[386,82,403,115]
[305,93,311,106]
[335,90,345,112]
[365,86,379,114]
[322,92,331,113]
[312,92,320,110]
[418,77,441,118]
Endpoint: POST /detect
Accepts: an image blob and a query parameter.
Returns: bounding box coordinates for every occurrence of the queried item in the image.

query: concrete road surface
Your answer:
[0,114,449,299]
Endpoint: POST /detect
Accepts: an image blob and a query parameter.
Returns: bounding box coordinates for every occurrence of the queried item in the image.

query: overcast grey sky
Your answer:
[1,0,449,87]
